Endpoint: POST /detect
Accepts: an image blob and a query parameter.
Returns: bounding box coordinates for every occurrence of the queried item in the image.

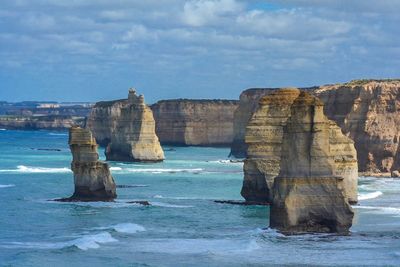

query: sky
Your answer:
[0,0,399,103]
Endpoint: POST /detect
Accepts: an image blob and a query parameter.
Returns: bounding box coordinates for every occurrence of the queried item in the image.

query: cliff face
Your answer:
[0,115,85,130]
[151,99,239,146]
[230,89,277,157]
[65,126,116,201]
[243,89,358,204]
[86,99,127,146]
[105,89,164,162]
[270,91,354,234]
[314,80,400,173]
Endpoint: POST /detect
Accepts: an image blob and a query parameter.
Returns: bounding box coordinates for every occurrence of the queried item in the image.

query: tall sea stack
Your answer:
[65,126,116,201]
[105,89,164,162]
[270,91,354,234]
[242,89,358,204]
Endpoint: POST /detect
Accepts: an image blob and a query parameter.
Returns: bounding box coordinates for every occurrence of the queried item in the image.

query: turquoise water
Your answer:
[0,130,400,266]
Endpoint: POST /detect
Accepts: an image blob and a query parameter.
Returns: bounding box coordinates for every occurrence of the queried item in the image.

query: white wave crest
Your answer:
[48,133,68,136]
[208,160,243,165]
[0,184,15,188]
[0,232,117,251]
[358,191,383,200]
[0,165,71,174]
[96,223,146,234]
[111,167,203,174]
[151,201,194,208]
[0,128,6,131]
[355,205,400,215]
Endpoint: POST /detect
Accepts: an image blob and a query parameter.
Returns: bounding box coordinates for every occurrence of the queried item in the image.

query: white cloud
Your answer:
[122,24,158,42]
[182,0,244,26]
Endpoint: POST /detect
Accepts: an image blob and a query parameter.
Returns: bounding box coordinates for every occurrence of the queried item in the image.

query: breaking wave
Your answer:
[0,232,117,251]
[358,191,383,201]
[355,205,400,215]
[151,202,194,208]
[0,184,15,188]
[0,165,71,174]
[110,167,203,174]
[96,223,146,234]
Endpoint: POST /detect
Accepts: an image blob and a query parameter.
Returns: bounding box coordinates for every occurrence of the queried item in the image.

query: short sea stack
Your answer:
[270,91,354,234]
[62,126,116,201]
[105,89,164,162]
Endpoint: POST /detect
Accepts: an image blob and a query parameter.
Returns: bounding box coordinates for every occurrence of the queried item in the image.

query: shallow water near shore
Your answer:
[1,130,400,266]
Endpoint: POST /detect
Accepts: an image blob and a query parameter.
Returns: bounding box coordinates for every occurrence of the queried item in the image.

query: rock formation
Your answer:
[105,89,164,162]
[313,79,400,174]
[232,80,400,176]
[243,89,358,203]
[270,91,354,234]
[62,126,116,201]
[242,89,300,203]
[151,99,238,146]
[86,99,128,146]
[230,88,278,157]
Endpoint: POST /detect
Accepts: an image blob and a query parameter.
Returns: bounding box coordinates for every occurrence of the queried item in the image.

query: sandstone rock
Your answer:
[86,99,128,146]
[60,126,116,201]
[313,79,400,173]
[270,91,354,234]
[242,88,300,202]
[231,88,277,157]
[151,99,238,146]
[391,170,400,177]
[243,89,358,204]
[105,89,164,162]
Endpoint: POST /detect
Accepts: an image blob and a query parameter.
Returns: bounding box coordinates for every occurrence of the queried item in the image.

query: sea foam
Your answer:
[0,184,15,188]
[358,191,383,200]
[0,165,71,174]
[110,167,203,174]
[96,223,146,234]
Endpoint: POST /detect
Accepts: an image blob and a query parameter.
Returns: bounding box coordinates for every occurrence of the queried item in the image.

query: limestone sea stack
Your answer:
[64,126,116,201]
[270,91,354,234]
[243,89,358,204]
[105,89,164,162]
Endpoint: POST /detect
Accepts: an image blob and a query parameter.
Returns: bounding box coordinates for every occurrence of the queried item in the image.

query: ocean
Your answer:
[0,130,400,266]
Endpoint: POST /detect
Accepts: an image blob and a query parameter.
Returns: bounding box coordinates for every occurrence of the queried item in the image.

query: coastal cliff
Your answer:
[151,99,238,146]
[60,126,116,201]
[0,115,85,130]
[314,80,400,174]
[105,89,164,162]
[232,80,400,175]
[86,99,127,146]
[88,98,238,147]
[243,89,358,204]
[270,91,354,234]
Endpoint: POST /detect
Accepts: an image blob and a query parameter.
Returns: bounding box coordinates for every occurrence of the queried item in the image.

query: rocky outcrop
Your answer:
[105,89,164,162]
[243,89,358,204]
[230,88,278,157]
[86,99,127,146]
[314,79,400,174]
[60,126,116,201]
[242,89,300,203]
[151,99,238,146]
[270,91,354,234]
[0,115,85,130]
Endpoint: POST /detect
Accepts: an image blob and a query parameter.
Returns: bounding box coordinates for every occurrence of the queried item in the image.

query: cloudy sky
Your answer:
[0,0,399,103]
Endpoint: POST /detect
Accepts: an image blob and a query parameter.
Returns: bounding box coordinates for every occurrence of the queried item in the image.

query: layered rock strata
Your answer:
[151,99,239,146]
[105,89,164,162]
[314,79,400,174]
[270,91,354,234]
[243,89,358,204]
[86,99,127,146]
[63,126,116,201]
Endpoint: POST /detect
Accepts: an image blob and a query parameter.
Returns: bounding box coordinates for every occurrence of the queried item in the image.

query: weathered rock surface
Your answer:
[59,126,116,201]
[314,79,400,174]
[151,99,238,146]
[243,89,358,203]
[270,91,354,234]
[232,80,400,176]
[231,89,277,157]
[242,89,300,202]
[105,89,164,162]
[86,99,128,146]
[0,115,85,130]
